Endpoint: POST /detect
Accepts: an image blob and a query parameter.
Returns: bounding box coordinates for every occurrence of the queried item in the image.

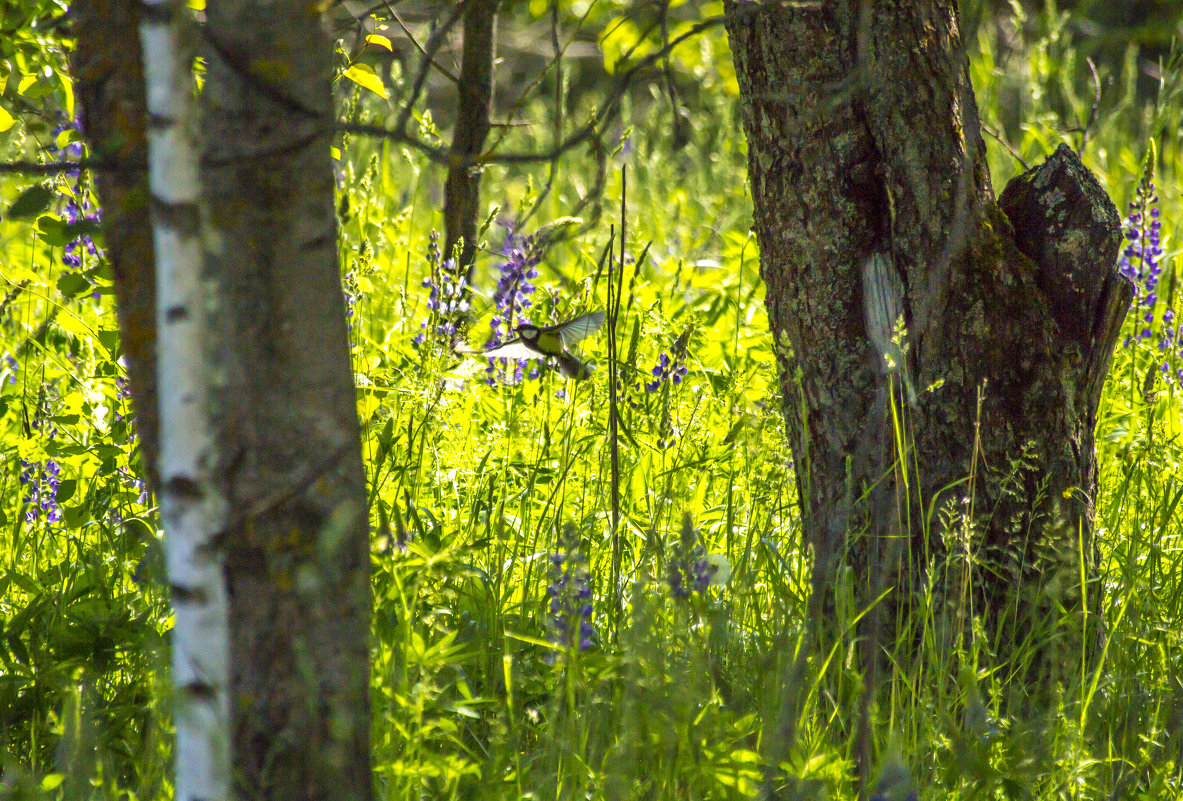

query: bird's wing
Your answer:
[555,311,605,348]
[482,339,542,361]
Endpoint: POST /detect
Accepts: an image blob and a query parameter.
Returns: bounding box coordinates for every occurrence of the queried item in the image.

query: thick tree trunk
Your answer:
[724,1,1130,662]
[443,0,501,274]
[200,4,373,800]
[69,0,161,492]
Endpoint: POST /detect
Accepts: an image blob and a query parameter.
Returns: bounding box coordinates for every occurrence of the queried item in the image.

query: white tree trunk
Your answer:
[140,2,230,799]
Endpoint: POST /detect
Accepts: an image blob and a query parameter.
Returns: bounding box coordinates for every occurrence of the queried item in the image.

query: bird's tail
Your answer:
[556,351,594,380]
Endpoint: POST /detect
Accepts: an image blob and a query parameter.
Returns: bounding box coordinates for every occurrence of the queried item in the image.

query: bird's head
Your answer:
[516,324,540,342]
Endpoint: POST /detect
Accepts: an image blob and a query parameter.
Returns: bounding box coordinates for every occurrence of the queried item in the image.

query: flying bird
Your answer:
[482,311,605,380]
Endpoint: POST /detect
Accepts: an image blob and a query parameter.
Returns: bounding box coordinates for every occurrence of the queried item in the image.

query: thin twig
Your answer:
[608,168,627,627]
[1078,57,1102,155]
[387,3,461,85]
[981,122,1030,170]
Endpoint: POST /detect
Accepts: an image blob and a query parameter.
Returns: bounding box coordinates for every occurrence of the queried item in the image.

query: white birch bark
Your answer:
[140,2,230,799]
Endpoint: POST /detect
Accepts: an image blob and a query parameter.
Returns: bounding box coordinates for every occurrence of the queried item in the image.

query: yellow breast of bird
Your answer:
[535,331,564,354]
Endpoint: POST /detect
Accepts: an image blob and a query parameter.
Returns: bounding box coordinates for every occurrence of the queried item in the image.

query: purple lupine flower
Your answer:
[667,513,718,600]
[546,523,595,655]
[1119,155,1166,344]
[108,468,150,525]
[412,232,469,351]
[3,353,17,385]
[21,458,62,525]
[48,119,104,286]
[484,225,542,386]
[1154,308,1183,388]
[645,342,690,394]
[669,543,708,598]
[668,513,702,599]
[1119,151,1181,385]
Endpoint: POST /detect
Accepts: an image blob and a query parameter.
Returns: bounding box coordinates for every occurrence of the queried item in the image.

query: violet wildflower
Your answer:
[646,351,690,393]
[412,232,469,350]
[1119,149,1166,344]
[667,513,710,600]
[485,225,543,386]
[21,458,62,525]
[3,353,17,385]
[667,514,731,600]
[646,327,693,394]
[546,523,595,655]
[48,120,104,282]
[108,469,150,525]
[1118,146,1181,385]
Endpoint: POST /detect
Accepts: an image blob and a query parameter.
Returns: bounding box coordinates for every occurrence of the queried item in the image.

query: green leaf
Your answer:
[59,71,74,121]
[365,34,392,51]
[55,311,94,339]
[98,328,121,353]
[343,64,387,99]
[93,444,124,461]
[38,215,69,245]
[56,479,77,505]
[0,104,15,132]
[7,185,55,220]
[63,503,88,528]
[56,272,92,299]
[38,215,101,247]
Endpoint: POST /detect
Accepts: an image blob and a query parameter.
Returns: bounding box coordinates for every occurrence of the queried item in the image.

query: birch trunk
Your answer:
[724,0,1130,668]
[139,2,230,799]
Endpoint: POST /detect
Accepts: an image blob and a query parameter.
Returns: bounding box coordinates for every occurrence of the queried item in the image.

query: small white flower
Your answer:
[704,553,732,586]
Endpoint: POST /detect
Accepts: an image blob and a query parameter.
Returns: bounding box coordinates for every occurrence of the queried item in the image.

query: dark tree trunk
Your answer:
[69,0,160,493]
[443,0,501,274]
[200,3,372,799]
[724,1,1129,664]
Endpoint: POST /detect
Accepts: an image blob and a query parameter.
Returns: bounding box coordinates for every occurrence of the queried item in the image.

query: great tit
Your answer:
[483,311,605,380]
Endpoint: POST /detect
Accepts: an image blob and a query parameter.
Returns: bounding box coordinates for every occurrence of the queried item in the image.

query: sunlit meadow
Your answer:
[0,5,1181,799]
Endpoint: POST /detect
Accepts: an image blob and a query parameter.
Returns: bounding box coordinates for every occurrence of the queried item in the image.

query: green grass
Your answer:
[1,5,1182,799]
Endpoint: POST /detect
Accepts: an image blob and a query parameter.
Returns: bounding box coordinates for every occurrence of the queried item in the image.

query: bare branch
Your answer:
[2,7,751,178]
[387,3,461,85]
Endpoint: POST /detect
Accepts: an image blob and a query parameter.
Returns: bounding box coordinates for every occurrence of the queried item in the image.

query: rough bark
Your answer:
[724,0,1130,660]
[69,0,161,492]
[200,4,373,800]
[442,0,501,275]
